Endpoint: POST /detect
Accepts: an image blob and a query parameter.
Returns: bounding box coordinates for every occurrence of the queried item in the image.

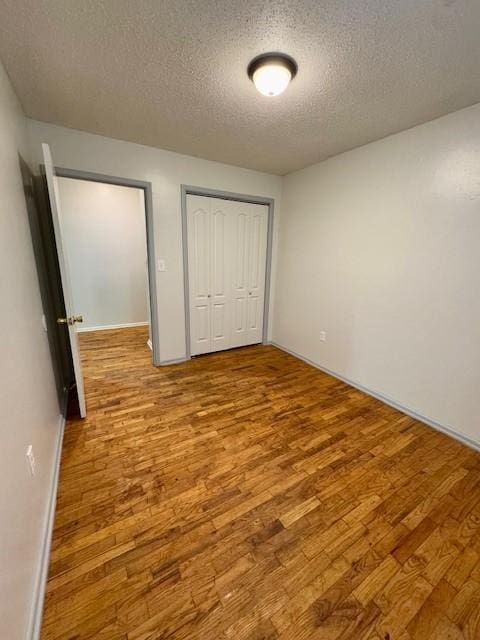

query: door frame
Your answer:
[55,167,161,366]
[181,184,275,360]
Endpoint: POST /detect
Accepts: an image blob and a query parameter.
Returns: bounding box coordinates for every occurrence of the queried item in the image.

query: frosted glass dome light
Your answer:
[248,53,297,97]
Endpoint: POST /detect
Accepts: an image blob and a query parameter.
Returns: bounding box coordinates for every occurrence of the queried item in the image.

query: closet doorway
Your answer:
[182,186,274,358]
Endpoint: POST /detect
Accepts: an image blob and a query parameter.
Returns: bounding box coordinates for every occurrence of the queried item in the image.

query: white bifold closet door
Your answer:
[187,194,268,356]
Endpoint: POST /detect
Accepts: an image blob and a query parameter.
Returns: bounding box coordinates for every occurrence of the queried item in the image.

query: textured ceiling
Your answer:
[0,0,479,175]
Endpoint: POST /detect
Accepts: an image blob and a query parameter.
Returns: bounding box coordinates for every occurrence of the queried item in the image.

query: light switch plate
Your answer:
[157,259,166,272]
[319,331,326,342]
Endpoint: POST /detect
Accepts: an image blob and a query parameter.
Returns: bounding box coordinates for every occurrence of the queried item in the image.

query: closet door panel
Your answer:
[187,195,211,355]
[246,204,268,345]
[247,294,259,331]
[196,303,210,344]
[230,204,249,347]
[210,201,230,351]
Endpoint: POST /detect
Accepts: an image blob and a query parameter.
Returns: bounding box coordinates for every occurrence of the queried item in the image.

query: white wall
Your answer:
[28,121,282,363]
[274,103,480,445]
[58,178,149,331]
[0,63,61,637]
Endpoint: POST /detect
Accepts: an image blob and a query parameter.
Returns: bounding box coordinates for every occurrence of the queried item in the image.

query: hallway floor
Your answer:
[41,327,480,639]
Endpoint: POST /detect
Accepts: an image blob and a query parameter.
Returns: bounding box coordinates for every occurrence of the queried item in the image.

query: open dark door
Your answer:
[41,144,86,417]
[20,155,79,415]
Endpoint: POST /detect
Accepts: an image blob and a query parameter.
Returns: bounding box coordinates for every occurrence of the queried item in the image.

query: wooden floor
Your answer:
[41,326,480,640]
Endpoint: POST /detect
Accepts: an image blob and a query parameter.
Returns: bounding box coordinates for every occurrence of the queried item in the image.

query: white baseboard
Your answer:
[270,341,480,453]
[27,410,66,640]
[76,321,149,333]
[147,339,152,351]
[159,357,188,366]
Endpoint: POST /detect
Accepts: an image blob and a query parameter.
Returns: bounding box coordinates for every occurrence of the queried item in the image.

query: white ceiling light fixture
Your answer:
[248,53,297,97]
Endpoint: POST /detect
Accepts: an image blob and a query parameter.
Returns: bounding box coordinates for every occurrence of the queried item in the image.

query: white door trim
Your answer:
[181,185,275,360]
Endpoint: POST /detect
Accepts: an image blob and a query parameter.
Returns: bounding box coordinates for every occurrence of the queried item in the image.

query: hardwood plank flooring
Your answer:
[41,326,480,639]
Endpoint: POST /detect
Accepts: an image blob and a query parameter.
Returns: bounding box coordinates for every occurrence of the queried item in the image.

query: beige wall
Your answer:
[27,120,282,363]
[273,103,480,445]
[0,63,61,638]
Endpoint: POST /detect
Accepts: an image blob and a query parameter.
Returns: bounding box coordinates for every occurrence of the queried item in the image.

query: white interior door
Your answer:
[246,204,268,345]
[210,199,230,352]
[230,201,250,348]
[187,194,269,356]
[187,195,212,355]
[42,143,86,417]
